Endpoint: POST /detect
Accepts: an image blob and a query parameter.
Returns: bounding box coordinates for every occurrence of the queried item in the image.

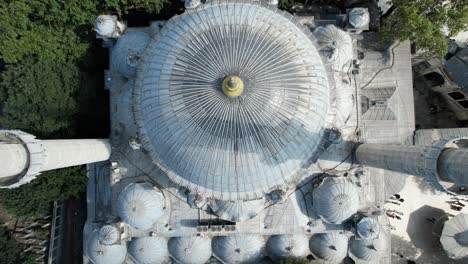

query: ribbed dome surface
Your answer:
[169,236,212,264]
[134,0,333,201]
[349,8,370,29]
[313,177,359,224]
[87,230,127,264]
[117,183,166,229]
[441,213,468,259]
[210,198,265,222]
[95,15,115,36]
[128,236,169,264]
[111,31,150,78]
[212,235,265,264]
[350,234,387,262]
[98,225,120,245]
[309,232,348,263]
[357,217,380,240]
[314,25,353,71]
[267,234,309,261]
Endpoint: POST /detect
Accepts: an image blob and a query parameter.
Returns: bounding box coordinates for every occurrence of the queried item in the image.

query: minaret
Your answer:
[355,143,468,186]
[0,130,111,188]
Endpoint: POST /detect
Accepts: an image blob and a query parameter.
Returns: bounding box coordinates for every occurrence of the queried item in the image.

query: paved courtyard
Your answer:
[388,176,467,264]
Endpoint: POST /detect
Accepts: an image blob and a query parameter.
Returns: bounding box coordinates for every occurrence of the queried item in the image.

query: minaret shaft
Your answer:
[40,139,111,171]
[356,143,468,186]
[0,130,111,187]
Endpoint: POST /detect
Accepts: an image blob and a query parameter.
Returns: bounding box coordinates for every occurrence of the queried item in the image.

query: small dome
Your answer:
[313,177,359,224]
[111,31,150,78]
[185,0,201,9]
[441,213,468,259]
[350,234,387,262]
[169,236,212,264]
[309,232,348,263]
[357,217,380,240]
[349,8,370,29]
[267,234,309,261]
[95,15,116,36]
[210,199,265,222]
[314,25,353,71]
[117,182,166,229]
[98,225,121,245]
[213,235,265,264]
[128,236,169,264]
[86,230,127,264]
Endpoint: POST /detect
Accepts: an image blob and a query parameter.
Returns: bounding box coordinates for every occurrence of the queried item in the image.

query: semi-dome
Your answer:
[309,232,348,263]
[440,213,468,259]
[98,225,121,245]
[86,230,127,264]
[350,234,387,262]
[111,31,150,78]
[134,1,334,201]
[128,236,169,264]
[314,25,353,71]
[117,182,166,229]
[267,234,309,261]
[313,177,359,224]
[94,15,116,36]
[212,235,265,264]
[349,8,370,29]
[210,198,265,222]
[169,236,212,264]
[357,217,380,240]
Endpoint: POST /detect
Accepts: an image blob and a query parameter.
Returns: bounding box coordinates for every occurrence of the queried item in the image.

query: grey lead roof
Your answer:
[209,198,265,222]
[134,0,334,201]
[440,213,468,259]
[86,230,127,264]
[212,234,265,263]
[357,217,381,240]
[313,177,359,224]
[117,182,166,229]
[169,236,212,264]
[350,234,387,262]
[309,232,349,263]
[267,234,310,261]
[128,236,170,264]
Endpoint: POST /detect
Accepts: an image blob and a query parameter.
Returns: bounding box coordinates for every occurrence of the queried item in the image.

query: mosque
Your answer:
[1,0,468,263]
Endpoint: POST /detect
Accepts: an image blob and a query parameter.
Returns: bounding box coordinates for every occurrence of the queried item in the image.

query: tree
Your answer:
[0,226,22,264]
[103,0,168,15]
[0,59,81,137]
[0,1,97,63]
[382,0,468,58]
[0,167,87,218]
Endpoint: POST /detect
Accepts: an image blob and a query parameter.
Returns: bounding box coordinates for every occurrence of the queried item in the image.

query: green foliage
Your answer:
[103,0,168,15]
[0,167,87,218]
[0,59,81,137]
[278,0,293,10]
[0,226,22,264]
[382,0,468,58]
[0,1,97,63]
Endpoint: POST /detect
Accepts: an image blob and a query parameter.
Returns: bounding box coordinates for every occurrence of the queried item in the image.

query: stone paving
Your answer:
[387,175,467,264]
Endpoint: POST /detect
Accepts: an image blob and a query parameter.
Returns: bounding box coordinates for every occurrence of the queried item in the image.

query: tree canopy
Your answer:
[0,60,81,137]
[0,167,87,218]
[382,0,468,58]
[0,226,22,263]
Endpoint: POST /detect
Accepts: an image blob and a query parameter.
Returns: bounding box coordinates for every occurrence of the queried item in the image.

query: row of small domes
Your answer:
[88,231,387,264]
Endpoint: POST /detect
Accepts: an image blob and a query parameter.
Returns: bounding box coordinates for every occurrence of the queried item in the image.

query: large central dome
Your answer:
[134,1,333,200]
